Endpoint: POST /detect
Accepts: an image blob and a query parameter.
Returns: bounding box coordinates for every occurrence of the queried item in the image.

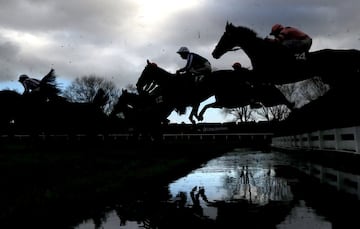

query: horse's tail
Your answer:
[40,68,61,97]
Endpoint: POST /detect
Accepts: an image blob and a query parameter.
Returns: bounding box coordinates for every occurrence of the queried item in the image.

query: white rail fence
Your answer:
[272,126,360,154]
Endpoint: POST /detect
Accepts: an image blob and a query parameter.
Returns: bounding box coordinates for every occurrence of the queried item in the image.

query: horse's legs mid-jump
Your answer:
[188,103,201,124]
[197,102,218,121]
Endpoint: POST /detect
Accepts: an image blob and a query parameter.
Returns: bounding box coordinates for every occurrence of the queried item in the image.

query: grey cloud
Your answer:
[0,38,21,80]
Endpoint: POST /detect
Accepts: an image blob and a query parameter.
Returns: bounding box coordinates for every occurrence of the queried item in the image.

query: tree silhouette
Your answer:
[224,106,254,123]
[255,105,291,121]
[63,75,120,115]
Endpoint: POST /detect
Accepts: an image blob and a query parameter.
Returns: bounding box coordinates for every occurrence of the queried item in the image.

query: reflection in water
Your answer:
[169,150,293,207]
[167,149,295,227]
[75,149,360,228]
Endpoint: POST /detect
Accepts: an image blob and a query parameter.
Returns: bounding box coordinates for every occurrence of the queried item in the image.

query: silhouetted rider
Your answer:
[176,46,212,82]
[232,62,262,109]
[266,24,312,59]
[18,75,41,95]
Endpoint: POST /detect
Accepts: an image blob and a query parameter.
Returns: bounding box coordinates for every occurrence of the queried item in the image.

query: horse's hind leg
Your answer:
[188,104,200,124]
[198,102,217,121]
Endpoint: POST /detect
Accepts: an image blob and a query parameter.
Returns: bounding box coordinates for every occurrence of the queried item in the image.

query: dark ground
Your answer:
[0,141,233,229]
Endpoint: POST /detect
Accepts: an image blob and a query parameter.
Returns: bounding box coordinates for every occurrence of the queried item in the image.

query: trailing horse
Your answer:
[212,22,360,88]
[0,89,108,136]
[111,89,171,140]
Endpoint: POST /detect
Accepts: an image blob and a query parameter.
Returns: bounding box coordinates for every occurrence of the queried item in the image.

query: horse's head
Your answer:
[111,89,139,120]
[136,60,163,94]
[212,22,258,59]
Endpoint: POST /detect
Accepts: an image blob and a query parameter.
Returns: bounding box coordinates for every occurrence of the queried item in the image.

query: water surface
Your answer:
[76,148,360,228]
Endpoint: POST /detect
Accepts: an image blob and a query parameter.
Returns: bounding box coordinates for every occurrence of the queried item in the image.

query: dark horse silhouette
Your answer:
[0,70,108,135]
[212,22,360,88]
[196,69,294,120]
[136,60,214,124]
[111,89,172,140]
[136,60,294,122]
[0,90,108,135]
[22,68,62,101]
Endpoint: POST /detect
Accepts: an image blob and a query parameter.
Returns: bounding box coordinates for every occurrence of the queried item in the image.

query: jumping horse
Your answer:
[0,69,108,135]
[136,60,294,122]
[136,60,214,124]
[212,22,360,88]
[111,89,172,140]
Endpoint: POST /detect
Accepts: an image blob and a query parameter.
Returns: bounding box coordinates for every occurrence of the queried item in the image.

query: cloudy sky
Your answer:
[0,0,359,122]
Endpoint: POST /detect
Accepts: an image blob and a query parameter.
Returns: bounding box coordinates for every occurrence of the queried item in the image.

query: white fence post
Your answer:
[354,126,360,154]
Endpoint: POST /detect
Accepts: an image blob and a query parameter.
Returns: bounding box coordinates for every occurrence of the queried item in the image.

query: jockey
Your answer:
[267,24,312,57]
[18,75,41,94]
[232,62,251,75]
[176,46,212,81]
[232,62,263,109]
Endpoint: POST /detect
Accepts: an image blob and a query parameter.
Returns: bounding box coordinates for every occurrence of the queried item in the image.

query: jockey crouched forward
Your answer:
[18,75,41,95]
[176,46,212,83]
[232,62,262,109]
[265,24,312,60]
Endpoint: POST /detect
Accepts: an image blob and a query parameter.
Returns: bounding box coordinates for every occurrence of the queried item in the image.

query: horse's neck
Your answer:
[237,34,289,69]
[149,68,173,87]
[236,35,266,66]
[158,68,174,79]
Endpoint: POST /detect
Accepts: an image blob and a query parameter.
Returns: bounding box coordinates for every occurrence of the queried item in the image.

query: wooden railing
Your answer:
[0,132,274,145]
[272,126,360,154]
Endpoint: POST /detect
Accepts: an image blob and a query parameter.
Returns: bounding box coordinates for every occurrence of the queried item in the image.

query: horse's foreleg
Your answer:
[188,104,200,124]
[198,102,217,121]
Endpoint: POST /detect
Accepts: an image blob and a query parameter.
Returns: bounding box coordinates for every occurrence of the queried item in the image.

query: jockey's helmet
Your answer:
[232,62,242,69]
[18,74,29,82]
[270,24,284,35]
[177,46,190,54]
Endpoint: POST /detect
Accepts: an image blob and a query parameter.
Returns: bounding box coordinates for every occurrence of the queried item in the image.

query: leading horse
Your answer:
[212,22,360,88]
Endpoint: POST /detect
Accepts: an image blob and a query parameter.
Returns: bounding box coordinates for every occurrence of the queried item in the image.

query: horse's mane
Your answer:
[236,26,258,38]
[146,62,174,76]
